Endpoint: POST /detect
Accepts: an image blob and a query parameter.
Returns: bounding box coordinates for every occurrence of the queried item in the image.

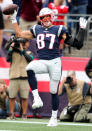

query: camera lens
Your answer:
[65,77,73,84]
[1,91,3,94]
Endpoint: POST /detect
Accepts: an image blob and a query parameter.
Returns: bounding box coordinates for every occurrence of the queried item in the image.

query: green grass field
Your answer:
[0,118,92,131]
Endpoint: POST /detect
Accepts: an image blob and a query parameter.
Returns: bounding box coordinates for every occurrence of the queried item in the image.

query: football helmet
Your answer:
[39,8,53,27]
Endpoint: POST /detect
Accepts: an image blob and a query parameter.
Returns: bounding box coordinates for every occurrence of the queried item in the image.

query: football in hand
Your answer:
[2,4,18,15]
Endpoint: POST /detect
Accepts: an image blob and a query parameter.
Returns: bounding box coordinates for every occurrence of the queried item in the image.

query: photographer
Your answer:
[0,79,9,118]
[0,79,20,119]
[6,36,34,120]
[58,70,92,122]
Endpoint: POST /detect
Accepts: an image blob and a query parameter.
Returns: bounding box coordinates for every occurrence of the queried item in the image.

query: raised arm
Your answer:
[63,17,87,50]
[10,11,33,40]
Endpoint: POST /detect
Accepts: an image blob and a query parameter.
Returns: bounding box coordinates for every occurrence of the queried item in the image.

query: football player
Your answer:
[9,7,87,126]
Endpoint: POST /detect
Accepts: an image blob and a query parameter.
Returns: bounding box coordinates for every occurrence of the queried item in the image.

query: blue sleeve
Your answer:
[30,25,37,38]
[58,25,68,38]
[61,26,68,34]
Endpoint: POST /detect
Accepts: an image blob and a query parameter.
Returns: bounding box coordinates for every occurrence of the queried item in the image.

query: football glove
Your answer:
[9,10,17,24]
[79,17,87,29]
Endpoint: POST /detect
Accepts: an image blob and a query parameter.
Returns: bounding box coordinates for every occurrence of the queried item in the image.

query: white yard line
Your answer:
[0,130,16,131]
[0,120,92,127]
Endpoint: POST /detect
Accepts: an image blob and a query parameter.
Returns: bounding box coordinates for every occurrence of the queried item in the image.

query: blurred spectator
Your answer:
[87,0,92,29]
[0,79,20,119]
[58,70,92,122]
[0,79,9,118]
[19,0,42,30]
[19,0,42,60]
[65,0,72,34]
[0,6,4,48]
[0,0,13,37]
[87,0,92,14]
[6,37,34,120]
[66,0,88,34]
[43,0,54,7]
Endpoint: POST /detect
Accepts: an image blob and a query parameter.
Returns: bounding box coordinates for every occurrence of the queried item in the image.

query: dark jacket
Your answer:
[71,0,88,6]
[85,57,92,78]
[0,8,4,29]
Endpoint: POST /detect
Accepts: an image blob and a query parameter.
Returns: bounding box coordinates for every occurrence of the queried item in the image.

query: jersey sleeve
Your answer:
[30,25,37,38]
[58,25,67,38]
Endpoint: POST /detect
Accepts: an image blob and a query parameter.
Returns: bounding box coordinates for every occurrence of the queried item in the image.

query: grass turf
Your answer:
[0,118,92,131]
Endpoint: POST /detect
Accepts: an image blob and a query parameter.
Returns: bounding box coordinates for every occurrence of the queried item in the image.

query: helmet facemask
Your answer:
[39,8,54,27]
[40,14,52,27]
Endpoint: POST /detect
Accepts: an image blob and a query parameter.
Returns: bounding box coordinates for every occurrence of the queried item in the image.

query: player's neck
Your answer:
[44,25,53,28]
[45,22,53,28]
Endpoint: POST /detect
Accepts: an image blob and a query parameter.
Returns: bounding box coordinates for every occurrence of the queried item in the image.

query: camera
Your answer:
[0,91,3,94]
[5,35,28,50]
[65,77,73,85]
[67,105,80,114]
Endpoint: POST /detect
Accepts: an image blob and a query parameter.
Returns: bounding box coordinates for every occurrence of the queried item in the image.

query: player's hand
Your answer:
[9,10,17,24]
[79,17,87,29]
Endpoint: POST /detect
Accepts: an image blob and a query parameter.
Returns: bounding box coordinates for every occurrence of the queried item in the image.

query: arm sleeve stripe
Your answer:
[32,25,37,37]
[58,25,63,37]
